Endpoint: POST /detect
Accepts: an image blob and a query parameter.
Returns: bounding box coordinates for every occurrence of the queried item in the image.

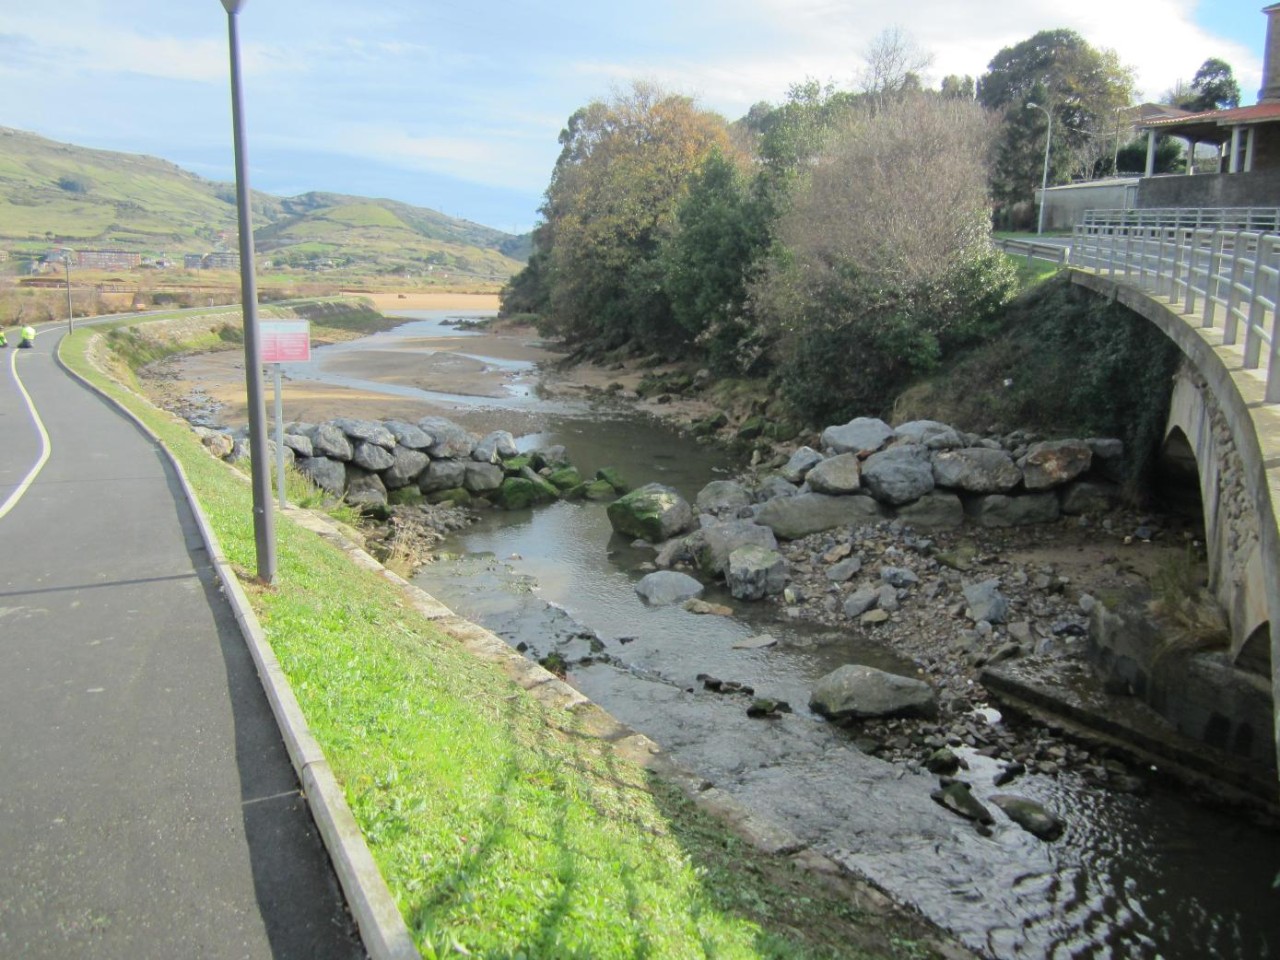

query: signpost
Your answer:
[260,320,312,510]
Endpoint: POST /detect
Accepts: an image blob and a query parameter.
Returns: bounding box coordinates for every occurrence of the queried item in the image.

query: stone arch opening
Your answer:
[1152,426,1204,522]
[1236,622,1273,679]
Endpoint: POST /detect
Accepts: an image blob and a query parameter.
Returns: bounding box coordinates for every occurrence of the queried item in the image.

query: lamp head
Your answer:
[221,0,247,13]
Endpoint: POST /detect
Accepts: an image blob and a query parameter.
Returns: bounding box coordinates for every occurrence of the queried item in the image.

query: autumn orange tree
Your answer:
[530,82,735,352]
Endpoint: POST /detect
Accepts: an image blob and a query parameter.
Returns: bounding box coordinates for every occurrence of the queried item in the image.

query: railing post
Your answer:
[1224,231,1245,346]
[1243,235,1274,370]
[1203,232,1224,328]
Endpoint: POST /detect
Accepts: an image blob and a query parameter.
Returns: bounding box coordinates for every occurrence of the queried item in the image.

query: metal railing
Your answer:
[993,236,1070,266]
[1080,207,1280,233]
[1070,224,1280,403]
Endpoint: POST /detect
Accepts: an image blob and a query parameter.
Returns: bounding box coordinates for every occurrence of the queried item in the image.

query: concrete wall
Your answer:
[1137,169,1280,208]
[1039,181,1137,231]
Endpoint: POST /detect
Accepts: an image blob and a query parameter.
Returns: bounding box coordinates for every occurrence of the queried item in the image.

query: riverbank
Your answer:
[71,312,965,959]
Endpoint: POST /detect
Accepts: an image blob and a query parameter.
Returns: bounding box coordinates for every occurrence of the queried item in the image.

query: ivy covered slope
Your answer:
[0,126,528,279]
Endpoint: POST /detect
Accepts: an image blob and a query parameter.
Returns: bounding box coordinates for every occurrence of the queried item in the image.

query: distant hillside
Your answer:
[0,126,529,279]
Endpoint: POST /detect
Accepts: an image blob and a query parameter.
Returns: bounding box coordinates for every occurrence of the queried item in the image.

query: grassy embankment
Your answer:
[59,312,944,959]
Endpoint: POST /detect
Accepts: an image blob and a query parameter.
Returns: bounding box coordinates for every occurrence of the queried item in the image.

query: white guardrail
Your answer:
[1069,222,1280,404]
[994,237,1070,266]
[1080,207,1280,233]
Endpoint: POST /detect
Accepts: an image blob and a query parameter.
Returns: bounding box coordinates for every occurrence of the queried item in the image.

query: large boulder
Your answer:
[344,466,388,509]
[382,447,430,489]
[726,544,788,601]
[896,491,964,528]
[963,579,1009,624]
[967,492,1060,527]
[806,453,861,495]
[417,416,476,459]
[606,483,694,543]
[1060,480,1121,515]
[280,432,313,458]
[296,455,345,496]
[693,519,777,577]
[473,430,519,464]
[305,423,353,461]
[931,448,1022,493]
[894,420,964,450]
[695,480,752,518]
[780,446,824,483]
[352,440,395,472]
[383,419,434,450]
[634,570,704,606]
[1018,439,1092,490]
[756,493,883,540]
[860,444,934,505]
[464,461,505,494]
[809,664,937,720]
[821,417,894,456]
[418,459,467,493]
[331,417,395,450]
[990,795,1065,841]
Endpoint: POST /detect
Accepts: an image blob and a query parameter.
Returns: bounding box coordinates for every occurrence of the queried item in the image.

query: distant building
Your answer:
[73,249,143,270]
[1134,3,1280,207]
[202,251,241,270]
[183,251,242,270]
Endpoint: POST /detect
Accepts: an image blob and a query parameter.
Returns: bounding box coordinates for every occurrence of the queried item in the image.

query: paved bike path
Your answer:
[0,329,366,958]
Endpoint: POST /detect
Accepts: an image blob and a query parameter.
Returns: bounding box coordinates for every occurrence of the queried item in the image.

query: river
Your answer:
[303,310,1280,959]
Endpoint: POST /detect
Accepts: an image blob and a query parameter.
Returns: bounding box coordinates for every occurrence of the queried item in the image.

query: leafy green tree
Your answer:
[521,83,733,351]
[1187,58,1241,111]
[940,75,976,100]
[978,30,1135,212]
[659,149,769,372]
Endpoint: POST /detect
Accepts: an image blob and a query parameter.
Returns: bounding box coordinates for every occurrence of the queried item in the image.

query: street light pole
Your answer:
[1026,101,1052,235]
[61,249,74,333]
[220,0,276,584]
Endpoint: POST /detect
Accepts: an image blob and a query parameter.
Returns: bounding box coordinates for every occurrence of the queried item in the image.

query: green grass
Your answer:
[57,319,942,960]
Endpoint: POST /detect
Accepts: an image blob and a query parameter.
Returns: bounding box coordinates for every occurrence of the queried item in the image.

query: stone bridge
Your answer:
[1069,218,1280,779]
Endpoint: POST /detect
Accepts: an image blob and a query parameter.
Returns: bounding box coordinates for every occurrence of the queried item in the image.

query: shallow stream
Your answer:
[314,311,1280,959]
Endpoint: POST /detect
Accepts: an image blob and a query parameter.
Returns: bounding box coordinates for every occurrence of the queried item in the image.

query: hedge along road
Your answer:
[0,321,364,959]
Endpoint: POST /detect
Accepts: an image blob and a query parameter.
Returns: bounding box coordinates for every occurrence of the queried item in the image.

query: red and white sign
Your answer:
[260,320,312,363]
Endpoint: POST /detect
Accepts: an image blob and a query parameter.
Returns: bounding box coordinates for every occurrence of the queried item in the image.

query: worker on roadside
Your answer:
[0,328,7,347]
[18,325,35,349]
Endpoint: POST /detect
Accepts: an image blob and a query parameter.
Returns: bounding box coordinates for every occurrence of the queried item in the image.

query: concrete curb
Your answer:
[55,335,420,960]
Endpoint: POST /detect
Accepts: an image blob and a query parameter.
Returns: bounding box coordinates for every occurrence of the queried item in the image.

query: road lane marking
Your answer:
[0,330,53,521]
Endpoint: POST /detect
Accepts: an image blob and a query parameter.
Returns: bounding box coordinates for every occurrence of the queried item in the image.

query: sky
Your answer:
[1,1,1267,235]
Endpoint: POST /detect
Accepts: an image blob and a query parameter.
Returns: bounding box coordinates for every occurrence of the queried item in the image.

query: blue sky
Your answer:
[1,1,1266,235]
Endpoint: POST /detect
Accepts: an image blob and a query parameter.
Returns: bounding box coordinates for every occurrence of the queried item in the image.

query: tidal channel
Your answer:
[301,310,1280,959]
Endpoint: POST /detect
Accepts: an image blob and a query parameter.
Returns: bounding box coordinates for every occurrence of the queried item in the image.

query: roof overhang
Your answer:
[1142,103,1280,145]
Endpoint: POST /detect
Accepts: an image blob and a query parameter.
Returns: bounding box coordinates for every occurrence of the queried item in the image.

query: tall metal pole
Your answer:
[62,252,74,333]
[1027,102,1052,235]
[222,0,276,584]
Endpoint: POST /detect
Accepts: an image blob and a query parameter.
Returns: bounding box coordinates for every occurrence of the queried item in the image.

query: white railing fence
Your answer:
[1080,207,1280,233]
[1070,223,1280,404]
[993,237,1070,266]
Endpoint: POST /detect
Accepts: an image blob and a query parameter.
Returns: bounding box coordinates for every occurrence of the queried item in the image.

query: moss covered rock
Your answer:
[606,483,694,542]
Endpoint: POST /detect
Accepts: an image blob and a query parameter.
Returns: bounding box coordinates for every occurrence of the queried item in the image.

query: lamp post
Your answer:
[60,248,75,332]
[220,0,276,584]
[1026,101,1052,235]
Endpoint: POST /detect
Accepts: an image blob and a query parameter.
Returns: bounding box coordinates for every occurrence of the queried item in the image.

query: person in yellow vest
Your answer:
[19,325,35,348]
[0,327,7,347]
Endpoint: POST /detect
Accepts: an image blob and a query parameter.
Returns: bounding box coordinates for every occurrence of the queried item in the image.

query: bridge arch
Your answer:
[1071,269,1280,775]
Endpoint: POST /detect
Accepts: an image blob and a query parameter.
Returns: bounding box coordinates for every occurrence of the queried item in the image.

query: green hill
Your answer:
[0,126,529,280]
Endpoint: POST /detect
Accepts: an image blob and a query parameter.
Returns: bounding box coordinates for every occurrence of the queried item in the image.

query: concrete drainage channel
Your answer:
[62,336,966,960]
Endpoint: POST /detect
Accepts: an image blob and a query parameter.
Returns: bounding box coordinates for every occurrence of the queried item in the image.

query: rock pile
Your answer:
[195,415,626,511]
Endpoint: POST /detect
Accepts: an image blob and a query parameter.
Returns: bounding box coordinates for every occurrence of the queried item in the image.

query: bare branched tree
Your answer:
[858,27,935,109]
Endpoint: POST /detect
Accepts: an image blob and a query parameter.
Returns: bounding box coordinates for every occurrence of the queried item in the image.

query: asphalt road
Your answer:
[0,325,366,959]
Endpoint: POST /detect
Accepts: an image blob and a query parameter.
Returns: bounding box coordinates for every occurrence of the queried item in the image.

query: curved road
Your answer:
[0,323,365,958]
